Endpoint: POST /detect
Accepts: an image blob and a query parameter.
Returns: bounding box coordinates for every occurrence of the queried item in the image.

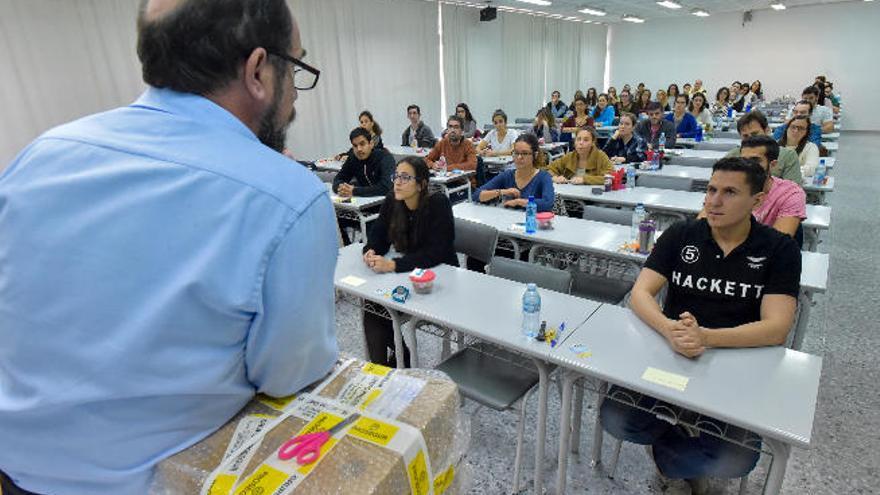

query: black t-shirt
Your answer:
[644,218,801,329]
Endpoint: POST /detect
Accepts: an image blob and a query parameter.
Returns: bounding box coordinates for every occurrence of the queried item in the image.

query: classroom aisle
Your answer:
[333,131,880,494]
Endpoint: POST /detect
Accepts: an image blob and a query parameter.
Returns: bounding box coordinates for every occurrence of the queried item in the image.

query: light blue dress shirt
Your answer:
[0,88,339,494]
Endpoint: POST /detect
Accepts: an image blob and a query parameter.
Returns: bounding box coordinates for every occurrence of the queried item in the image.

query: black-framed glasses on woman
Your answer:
[267,51,320,90]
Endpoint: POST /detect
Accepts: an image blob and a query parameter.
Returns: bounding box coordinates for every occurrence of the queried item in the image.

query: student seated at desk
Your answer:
[401,104,437,148]
[545,90,569,120]
[666,94,701,138]
[600,157,801,493]
[473,133,554,212]
[362,157,458,366]
[775,100,822,146]
[789,86,834,133]
[548,128,612,185]
[705,136,806,239]
[615,89,637,116]
[333,110,384,161]
[778,115,820,178]
[455,103,479,139]
[477,109,518,157]
[724,110,803,184]
[426,115,477,172]
[635,103,677,150]
[561,96,595,134]
[689,93,713,130]
[527,108,556,143]
[592,93,616,127]
[333,127,395,198]
[603,113,647,165]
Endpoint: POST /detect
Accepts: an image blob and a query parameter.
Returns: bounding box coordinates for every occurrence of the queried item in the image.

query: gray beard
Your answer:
[257,76,295,152]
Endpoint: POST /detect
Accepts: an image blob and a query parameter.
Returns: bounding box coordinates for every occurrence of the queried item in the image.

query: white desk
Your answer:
[553,185,831,250]
[551,304,823,495]
[386,145,430,162]
[315,160,473,201]
[824,141,839,155]
[636,165,835,196]
[326,184,385,240]
[676,137,740,151]
[334,243,601,494]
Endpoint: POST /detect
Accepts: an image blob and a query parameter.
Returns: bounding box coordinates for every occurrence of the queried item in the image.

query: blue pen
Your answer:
[551,322,566,348]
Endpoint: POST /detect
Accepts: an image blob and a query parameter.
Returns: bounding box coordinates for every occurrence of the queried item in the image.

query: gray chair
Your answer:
[668,157,716,168]
[636,174,695,192]
[571,271,633,305]
[436,259,572,493]
[582,205,633,226]
[695,141,737,152]
[514,117,533,124]
[454,218,499,268]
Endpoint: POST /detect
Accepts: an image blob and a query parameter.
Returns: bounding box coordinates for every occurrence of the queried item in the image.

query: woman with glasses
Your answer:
[362,156,458,366]
[635,89,653,115]
[778,115,819,177]
[568,90,586,114]
[616,90,637,115]
[561,97,595,134]
[549,127,613,184]
[607,86,620,106]
[473,133,554,212]
[712,87,731,114]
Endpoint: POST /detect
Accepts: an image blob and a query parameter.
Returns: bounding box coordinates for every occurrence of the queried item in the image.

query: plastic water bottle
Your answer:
[437,155,448,176]
[813,159,827,186]
[727,106,734,118]
[521,284,541,339]
[631,203,646,242]
[695,126,703,143]
[627,166,636,189]
[658,132,666,154]
[745,102,752,113]
[525,196,537,234]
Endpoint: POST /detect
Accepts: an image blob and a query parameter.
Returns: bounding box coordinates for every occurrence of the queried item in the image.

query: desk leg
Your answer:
[806,228,819,252]
[389,309,406,368]
[527,245,539,264]
[358,213,368,243]
[533,359,551,494]
[591,381,608,467]
[571,384,585,454]
[762,437,791,495]
[791,291,813,350]
[403,319,420,368]
[555,370,578,495]
[509,239,522,259]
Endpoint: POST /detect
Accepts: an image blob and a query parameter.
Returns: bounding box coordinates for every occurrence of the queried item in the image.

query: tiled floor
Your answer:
[333,131,880,494]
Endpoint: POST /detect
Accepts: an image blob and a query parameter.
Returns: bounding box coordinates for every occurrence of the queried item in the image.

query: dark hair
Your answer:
[667,84,679,97]
[359,110,382,137]
[591,94,610,119]
[551,90,561,97]
[736,110,769,133]
[645,102,663,113]
[750,80,763,98]
[779,115,811,155]
[675,93,690,105]
[815,75,827,84]
[802,86,820,98]
[796,99,814,115]
[137,0,293,95]
[716,86,730,102]
[407,104,421,115]
[387,157,432,253]
[618,112,637,127]
[586,87,598,107]
[620,90,631,99]
[711,157,767,195]
[513,133,546,168]
[741,135,780,164]
[573,97,589,115]
[492,109,508,123]
[447,115,464,128]
[689,93,707,113]
[349,126,372,143]
[637,89,652,109]
[455,103,475,124]
[535,107,556,128]
[574,126,599,144]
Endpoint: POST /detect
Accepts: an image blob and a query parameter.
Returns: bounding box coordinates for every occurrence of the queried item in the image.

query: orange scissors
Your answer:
[277,413,360,465]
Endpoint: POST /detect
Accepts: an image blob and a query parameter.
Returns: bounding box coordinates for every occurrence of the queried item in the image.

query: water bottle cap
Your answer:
[528,195,535,201]
[527,283,537,290]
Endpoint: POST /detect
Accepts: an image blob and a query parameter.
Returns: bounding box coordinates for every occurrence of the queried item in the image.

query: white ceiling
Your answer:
[435,0,859,24]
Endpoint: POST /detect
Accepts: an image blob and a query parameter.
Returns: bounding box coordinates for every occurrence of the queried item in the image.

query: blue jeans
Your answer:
[600,386,761,479]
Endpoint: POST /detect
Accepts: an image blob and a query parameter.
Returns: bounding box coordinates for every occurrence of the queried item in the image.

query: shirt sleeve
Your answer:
[777,149,804,184]
[772,125,785,141]
[393,194,456,272]
[425,141,442,166]
[643,221,686,280]
[245,195,339,396]
[800,143,820,177]
[778,182,808,220]
[473,170,510,202]
[763,236,801,298]
[332,156,356,193]
[533,171,555,212]
[456,142,477,171]
[364,198,393,256]
[353,151,395,197]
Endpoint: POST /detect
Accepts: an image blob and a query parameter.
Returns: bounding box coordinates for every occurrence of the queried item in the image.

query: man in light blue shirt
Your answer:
[0,1,337,494]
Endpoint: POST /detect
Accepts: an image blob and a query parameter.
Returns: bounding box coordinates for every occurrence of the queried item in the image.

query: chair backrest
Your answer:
[514,117,532,124]
[454,218,498,264]
[636,174,694,192]
[582,205,633,226]
[570,271,634,305]
[487,257,573,294]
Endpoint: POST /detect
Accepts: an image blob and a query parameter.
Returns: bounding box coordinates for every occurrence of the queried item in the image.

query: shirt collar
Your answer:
[696,216,760,251]
[132,86,258,142]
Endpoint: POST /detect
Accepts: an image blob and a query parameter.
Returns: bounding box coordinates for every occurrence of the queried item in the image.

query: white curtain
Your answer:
[287,0,441,160]
[0,0,144,168]
[442,4,607,128]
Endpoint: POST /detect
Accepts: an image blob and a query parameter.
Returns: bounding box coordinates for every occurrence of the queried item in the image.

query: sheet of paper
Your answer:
[339,275,366,287]
[641,367,689,392]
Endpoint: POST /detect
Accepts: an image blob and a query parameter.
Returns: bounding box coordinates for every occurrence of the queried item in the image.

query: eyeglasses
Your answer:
[789,125,808,132]
[391,173,416,183]
[513,151,533,158]
[267,51,320,90]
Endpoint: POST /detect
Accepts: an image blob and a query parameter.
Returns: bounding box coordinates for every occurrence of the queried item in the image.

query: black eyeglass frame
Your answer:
[267,51,321,90]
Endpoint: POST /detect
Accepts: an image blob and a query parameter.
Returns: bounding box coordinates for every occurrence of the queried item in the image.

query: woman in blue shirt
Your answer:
[592,93,616,127]
[665,94,700,138]
[473,133,555,212]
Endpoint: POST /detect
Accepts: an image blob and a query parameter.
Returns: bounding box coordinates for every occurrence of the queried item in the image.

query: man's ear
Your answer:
[242,47,273,103]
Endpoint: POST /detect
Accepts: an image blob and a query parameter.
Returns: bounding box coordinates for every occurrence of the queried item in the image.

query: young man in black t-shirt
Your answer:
[600,157,802,492]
